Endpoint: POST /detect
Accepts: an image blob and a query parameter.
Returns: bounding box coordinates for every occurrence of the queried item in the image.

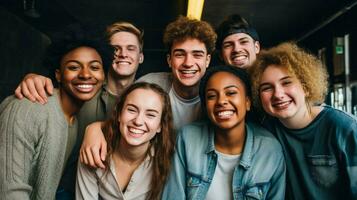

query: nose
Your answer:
[133,112,144,126]
[217,94,228,106]
[273,85,284,99]
[232,42,241,53]
[78,67,91,79]
[183,54,194,67]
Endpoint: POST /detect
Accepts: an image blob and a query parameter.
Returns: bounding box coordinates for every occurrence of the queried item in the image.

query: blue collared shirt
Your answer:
[162,121,286,200]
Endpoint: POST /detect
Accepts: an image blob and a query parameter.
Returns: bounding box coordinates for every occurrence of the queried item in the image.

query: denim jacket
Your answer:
[162,121,286,200]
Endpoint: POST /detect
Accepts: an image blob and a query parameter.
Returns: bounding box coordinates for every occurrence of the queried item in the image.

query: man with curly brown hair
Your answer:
[137,16,216,130]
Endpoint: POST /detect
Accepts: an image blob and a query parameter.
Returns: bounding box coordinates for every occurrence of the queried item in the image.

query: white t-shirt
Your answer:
[205,151,241,200]
[137,72,201,130]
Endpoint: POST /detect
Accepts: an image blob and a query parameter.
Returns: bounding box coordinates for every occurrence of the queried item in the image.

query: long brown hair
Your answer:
[102,82,175,200]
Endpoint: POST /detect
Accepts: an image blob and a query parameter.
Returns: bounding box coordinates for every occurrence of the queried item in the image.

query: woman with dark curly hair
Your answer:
[249,42,357,200]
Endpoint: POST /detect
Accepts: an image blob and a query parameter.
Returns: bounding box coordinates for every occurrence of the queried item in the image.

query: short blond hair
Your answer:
[249,42,329,112]
[106,21,144,52]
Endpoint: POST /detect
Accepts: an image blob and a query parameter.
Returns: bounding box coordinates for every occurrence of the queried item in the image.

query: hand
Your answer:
[14,73,54,104]
[80,121,107,169]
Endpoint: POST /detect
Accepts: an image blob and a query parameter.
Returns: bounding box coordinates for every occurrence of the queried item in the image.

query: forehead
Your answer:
[110,31,140,46]
[261,65,292,81]
[171,38,207,52]
[61,46,101,63]
[206,71,246,91]
[223,32,254,43]
[124,88,163,110]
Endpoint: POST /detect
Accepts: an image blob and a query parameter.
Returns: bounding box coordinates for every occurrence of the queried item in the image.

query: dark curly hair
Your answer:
[44,24,113,81]
[163,16,217,54]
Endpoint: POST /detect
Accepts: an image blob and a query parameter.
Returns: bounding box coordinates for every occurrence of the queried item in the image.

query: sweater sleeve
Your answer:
[0,96,42,200]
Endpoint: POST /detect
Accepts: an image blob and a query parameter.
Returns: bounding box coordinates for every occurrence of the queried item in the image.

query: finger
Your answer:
[35,79,49,103]
[92,147,106,169]
[45,78,54,96]
[14,85,24,99]
[21,83,36,102]
[100,142,107,162]
[85,147,96,168]
[25,79,46,104]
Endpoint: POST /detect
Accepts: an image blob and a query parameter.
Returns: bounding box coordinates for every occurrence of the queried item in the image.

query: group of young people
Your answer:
[0,13,356,200]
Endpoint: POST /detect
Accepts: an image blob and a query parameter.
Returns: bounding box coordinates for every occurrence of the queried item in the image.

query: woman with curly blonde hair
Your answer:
[249,42,357,200]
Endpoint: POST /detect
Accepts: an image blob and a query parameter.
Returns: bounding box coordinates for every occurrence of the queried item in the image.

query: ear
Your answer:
[255,41,260,54]
[156,125,162,133]
[246,97,252,111]
[205,54,211,68]
[55,69,61,83]
[139,53,144,64]
[166,54,172,68]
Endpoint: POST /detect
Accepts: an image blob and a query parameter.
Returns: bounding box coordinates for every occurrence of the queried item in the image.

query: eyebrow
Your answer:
[259,76,292,87]
[127,103,160,114]
[172,49,206,54]
[206,85,238,92]
[64,60,102,65]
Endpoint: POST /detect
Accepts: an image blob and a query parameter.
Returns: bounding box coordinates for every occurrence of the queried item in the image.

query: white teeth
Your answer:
[233,55,247,61]
[129,127,144,134]
[273,101,291,108]
[217,111,234,117]
[77,84,93,89]
[181,70,196,74]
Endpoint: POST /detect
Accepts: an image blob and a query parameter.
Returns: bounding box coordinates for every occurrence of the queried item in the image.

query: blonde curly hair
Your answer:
[249,42,329,112]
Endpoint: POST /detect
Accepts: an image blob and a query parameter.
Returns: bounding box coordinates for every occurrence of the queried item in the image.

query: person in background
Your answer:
[76,82,175,200]
[249,42,357,199]
[162,65,285,199]
[0,26,109,200]
[216,14,260,69]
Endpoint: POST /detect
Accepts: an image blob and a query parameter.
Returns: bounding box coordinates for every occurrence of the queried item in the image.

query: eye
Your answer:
[127,46,137,51]
[240,40,249,44]
[282,80,292,86]
[146,112,158,119]
[260,85,272,92]
[127,106,137,113]
[90,64,102,71]
[193,53,204,58]
[174,52,185,57]
[206,92,217,100]
[223,43,233,49]
[226,90,237,96]
[66,65,80,71]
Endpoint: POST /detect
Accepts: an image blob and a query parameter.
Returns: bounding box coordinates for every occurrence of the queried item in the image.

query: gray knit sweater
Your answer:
[0,93,73,200]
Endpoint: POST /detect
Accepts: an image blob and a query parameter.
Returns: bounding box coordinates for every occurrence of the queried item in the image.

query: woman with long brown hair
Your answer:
[76,82,175,200]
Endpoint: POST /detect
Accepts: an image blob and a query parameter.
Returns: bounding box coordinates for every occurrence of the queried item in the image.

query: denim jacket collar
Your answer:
[204,122,253,170]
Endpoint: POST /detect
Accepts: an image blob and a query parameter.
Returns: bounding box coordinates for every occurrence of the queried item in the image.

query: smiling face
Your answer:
[56,46,105,102]
[119,88,163,148]
[110,31,143,78]
[259,65,308,121]
[167,38,211,89]
[205,71,251,131]
[221,33,260,68]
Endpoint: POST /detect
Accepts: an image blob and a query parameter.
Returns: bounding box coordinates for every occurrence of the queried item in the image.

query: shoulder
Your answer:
[248,122,283,152]
[177,120,210,143]
[322,105,357,125]
[136,72,172,91]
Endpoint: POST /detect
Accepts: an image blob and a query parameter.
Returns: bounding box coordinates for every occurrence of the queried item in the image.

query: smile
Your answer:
[74,84,95,92]
[272,100,292,110]
[128,127,145,135]
[216,110,234,119]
